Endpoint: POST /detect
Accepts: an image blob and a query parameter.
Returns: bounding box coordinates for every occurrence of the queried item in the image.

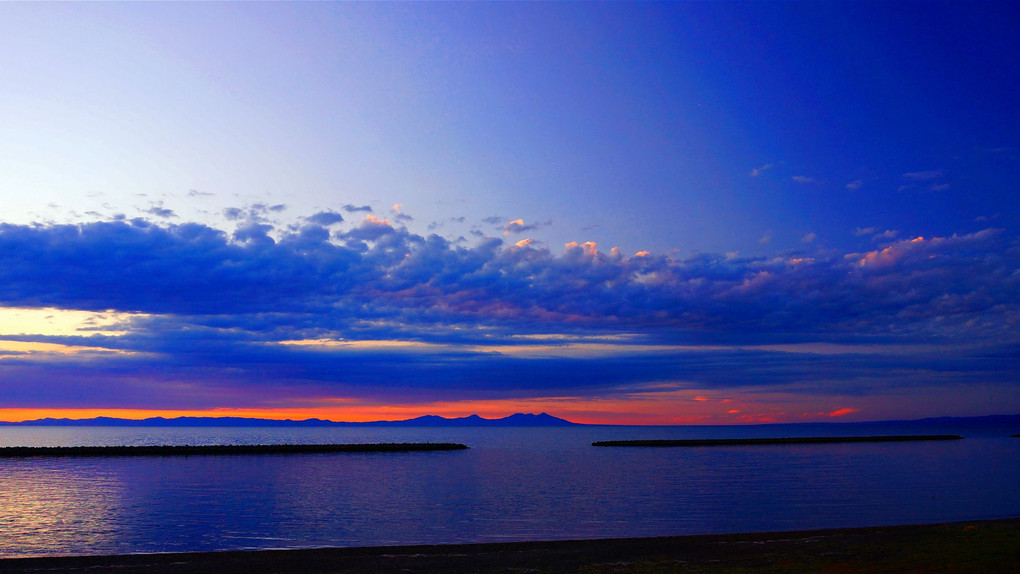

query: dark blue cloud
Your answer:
[4,326,1016,410]
[305,211,344,226]
[0,220,1017,342]
[143,204,177,218]
[0,216,1017,411]
[342,204,373,213]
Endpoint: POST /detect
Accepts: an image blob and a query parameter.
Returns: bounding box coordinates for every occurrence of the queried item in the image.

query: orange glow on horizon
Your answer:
[0,408,348,423]
[0,400,864,426]
[0,340,135,356]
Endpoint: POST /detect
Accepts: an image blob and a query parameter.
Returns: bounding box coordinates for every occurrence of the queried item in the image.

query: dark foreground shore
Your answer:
[2,518,1018,573]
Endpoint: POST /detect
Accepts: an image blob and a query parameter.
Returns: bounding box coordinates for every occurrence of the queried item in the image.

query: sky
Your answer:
[0,2,1018,424]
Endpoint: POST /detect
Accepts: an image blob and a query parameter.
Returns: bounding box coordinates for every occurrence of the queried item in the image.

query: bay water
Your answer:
[1,421,1018,558]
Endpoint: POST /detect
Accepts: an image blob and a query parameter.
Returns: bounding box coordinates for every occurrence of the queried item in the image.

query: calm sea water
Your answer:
[1,422,1018,558]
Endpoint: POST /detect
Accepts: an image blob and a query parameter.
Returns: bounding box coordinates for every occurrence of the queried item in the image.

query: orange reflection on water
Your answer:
[0,460,123,557]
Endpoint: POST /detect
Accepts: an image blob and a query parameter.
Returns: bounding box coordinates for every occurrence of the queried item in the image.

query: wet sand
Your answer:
[1,518,1017,573]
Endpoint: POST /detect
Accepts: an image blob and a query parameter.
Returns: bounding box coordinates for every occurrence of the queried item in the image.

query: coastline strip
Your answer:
[0,443,468,457]
[592,435,963,447]
[0,518,1016,573]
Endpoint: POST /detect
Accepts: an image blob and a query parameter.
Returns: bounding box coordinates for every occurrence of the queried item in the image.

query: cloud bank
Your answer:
[0,214,1017,421]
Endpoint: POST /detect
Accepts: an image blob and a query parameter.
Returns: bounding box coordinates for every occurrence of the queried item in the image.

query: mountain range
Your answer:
[0,412,578,427]
[2,413,1018,428]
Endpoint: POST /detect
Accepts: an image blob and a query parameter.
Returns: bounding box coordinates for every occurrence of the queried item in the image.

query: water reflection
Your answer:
[0,425,1017,558]
[0,459,124,557]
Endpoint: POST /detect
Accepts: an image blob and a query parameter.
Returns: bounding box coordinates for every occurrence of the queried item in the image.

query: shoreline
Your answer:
[2,518,1018,573]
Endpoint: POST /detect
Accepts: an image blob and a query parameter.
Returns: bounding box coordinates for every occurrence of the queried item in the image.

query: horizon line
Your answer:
[3,411,1018,427]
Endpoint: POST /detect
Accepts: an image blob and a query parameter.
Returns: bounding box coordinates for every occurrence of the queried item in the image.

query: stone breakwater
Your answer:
[0,443,469,457]
[592,435,963,447]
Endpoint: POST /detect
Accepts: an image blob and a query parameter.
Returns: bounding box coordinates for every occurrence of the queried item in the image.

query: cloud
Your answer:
[854,227,898,241]
[223,204,286,223]
[232,221,275,247]
[503,219,537,235]
[344,214,395,242]
[428,216,467,232]
[826,408,858,417]
[1,218,1012,341]
[792,176,816,184]
[0,215,1017,415]
[144,207,176,218]
[342,204,373,213]
[749,163,773,177]
[845,180,863,191]
[902,170,944,181]
[391,204,414,223]
[143,203,176,219]
[305,211,344,226]
[564,240,599,257]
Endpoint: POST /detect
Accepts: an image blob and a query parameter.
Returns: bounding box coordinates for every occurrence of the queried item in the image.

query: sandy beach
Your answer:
[1,518,1017,573]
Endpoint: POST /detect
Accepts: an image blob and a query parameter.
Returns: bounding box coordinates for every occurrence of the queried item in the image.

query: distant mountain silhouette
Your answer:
[380,413,576,427]
[3,412,1018,428]
[0,412,579,427]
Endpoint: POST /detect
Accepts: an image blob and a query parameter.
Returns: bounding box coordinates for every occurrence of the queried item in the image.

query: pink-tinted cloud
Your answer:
[826,408,858,417]
[503,218,541,235]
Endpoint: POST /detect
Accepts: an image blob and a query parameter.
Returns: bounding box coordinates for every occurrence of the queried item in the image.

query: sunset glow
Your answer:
[0,2,1018,425]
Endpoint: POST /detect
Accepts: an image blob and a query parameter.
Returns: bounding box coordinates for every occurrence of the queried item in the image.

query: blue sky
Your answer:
[0,2,1018,423]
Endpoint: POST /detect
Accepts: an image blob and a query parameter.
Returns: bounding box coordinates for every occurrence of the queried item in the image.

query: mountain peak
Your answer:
[500,412,576,426]
[384,413,576,427]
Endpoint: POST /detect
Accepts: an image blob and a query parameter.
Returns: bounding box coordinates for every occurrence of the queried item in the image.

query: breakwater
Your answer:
[592,435,963,447]
[0,443,468,457]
